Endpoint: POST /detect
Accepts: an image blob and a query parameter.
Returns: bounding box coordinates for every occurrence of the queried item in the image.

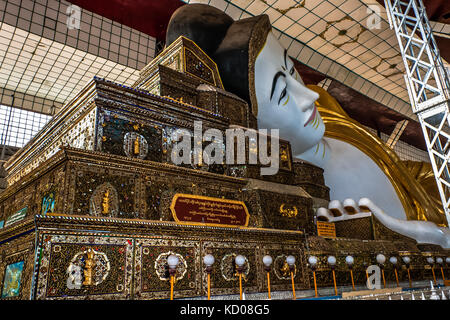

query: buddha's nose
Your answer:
[288,77,319,111]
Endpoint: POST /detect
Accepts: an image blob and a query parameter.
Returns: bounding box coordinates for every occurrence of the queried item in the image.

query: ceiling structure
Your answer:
[191,0,449,116]
[376,0,450,63]
[177,0,450,151]
[326,79,426,150]
[0,0,156,115]
[67,0,184,43]
[65,0,449,152]
[64,0,450,121]
[0,23,139,112]
[1,0,449,154]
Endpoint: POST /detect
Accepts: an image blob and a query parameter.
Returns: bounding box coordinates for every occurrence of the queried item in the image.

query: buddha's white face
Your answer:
[255,32,325,155]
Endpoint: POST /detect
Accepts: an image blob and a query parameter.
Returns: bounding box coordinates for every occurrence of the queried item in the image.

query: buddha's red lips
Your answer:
[304,107,316,127]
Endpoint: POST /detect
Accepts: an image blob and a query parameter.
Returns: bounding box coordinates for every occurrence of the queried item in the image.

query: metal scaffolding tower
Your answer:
[384,0,450,226]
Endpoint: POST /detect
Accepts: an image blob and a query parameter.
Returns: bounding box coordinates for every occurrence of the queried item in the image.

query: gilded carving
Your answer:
[220,253,250,282]
[273,255,297,280]
[154,251,187,281]
[279,204,298,218]
[123,132,149,159]
[89,182,119,217]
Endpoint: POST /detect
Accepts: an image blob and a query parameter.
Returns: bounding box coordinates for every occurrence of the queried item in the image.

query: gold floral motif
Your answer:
[280,148,289,161]
[273,255,297,280]
[220,253,250,282]
[154,251,187,282]
[280,260,290,277]
[279,204,298,218]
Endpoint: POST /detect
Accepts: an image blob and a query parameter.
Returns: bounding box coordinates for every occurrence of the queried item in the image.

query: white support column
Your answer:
[386,119,409,148]
[385,0,450,226]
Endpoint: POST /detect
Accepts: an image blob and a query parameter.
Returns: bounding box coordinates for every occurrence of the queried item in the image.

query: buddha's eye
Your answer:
[278,86,287,105]
[289,66,295,76]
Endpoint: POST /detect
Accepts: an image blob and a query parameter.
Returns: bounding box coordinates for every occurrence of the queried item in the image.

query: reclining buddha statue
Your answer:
[165,3,450,248]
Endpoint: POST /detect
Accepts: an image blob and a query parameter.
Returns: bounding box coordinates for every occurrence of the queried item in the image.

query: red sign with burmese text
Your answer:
[170,194,249,227]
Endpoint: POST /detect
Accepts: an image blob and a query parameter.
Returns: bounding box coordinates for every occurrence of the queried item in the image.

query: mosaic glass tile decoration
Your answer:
[99,111,162,162]
[41,191,55,215]
[1,261,24,298]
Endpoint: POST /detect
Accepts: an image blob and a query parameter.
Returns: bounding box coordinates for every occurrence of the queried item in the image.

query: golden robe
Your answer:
[308,85,446,226]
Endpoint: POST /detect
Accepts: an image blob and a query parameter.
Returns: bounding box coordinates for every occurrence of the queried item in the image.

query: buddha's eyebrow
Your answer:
[283,49,288,69]
[270,71,286,101]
